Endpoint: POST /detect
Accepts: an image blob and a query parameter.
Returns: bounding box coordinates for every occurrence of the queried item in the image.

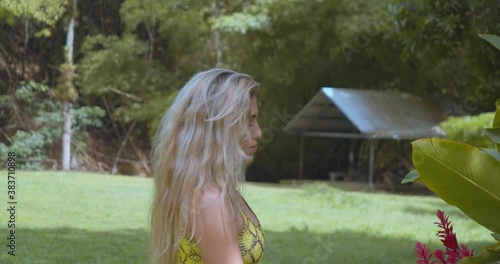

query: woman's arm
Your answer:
[194,188,243,264]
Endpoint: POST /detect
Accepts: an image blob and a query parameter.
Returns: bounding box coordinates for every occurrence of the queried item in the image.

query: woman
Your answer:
[150,69,265,264]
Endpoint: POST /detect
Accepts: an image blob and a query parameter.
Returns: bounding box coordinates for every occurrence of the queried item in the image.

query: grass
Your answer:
[0,171,494,263]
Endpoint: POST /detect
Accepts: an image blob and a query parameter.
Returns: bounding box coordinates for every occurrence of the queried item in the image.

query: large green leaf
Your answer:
[494,106,500,127]
[481,148,500,161]
[480,34,500,51]
[492,106,500,153]
[401,170,420,183]
[460,242,500,264]
[412,138,500,234]
[485,127,500,144]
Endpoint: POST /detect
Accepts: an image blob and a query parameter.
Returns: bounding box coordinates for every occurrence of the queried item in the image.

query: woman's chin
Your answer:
[245,155,254,166]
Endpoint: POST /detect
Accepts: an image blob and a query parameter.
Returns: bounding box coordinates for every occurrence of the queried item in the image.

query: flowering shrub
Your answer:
[405,34,500,264]
[416,210,474,264]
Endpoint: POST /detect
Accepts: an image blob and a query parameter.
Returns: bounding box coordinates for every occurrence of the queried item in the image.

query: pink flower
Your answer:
[434,210,458,253]
[457,244,474,258]
[415,242,433,264]
[414,210,474,264]
[446,253,458,264]
[433,249,447,264]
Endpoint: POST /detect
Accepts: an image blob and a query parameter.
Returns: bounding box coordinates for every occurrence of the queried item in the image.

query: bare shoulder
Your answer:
[197,185,224,208]
[192,187,244,264]
[195,186,237,223]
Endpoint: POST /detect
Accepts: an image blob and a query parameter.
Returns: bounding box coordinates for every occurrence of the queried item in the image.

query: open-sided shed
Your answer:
[284,87,447,188]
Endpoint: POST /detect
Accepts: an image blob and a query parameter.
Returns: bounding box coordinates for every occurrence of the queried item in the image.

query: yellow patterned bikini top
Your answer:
[177,205,265,264]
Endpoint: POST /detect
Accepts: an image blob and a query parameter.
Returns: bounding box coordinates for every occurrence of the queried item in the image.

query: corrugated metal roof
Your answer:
[284,87,446,139]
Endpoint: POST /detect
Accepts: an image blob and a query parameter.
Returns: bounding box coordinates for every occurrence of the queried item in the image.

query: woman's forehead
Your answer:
[250,96,259,116]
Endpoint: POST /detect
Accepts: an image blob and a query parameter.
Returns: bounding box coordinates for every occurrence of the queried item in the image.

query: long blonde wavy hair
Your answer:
[149,69,259,264]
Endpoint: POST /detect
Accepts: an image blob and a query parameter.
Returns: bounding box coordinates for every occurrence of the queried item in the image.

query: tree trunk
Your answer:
[62,101,71,170]
[129,137,150,176]
[111,121,136,175]
[214,0,222,67]
[62,0,77,171]
[22,18,28,81]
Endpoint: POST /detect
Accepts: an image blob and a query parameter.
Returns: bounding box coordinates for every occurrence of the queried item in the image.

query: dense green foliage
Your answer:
[388,0,500,109]
[0,171,492,263]
[0,81,105,169]
[0,0,498,180]
[403,103,500,263]
[402,35,500,263]
[439,112,495,148]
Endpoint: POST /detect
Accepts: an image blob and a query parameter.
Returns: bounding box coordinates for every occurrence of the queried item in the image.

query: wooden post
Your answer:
[348,138,354,179]
[368,139,375,190]
[299,134,304,181]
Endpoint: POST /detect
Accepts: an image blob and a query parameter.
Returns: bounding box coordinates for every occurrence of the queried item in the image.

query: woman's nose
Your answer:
[252,122,262,140]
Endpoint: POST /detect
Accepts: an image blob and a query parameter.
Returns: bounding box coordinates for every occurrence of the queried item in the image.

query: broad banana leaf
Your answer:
[412,138,500,234]
[479,35,500,152]
[486,127,500,144]
[401,170,419,183]
[460,242,500,264]
[480,148,500,161]
[480,34,500,50]
[492,106,500,153]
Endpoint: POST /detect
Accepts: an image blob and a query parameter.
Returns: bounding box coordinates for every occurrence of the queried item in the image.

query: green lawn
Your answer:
[0,171,493,263]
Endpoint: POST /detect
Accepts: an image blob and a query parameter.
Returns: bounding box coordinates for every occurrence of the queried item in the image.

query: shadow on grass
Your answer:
[260,228,491,264]
[402,199,470,220]
[0,227,491,264]
[0,227,149,264]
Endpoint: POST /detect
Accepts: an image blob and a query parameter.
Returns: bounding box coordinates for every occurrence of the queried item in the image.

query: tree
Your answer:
[0,0,106,171]
[215,0,410,181]
[54,0,78,171]
[387,0,500,112]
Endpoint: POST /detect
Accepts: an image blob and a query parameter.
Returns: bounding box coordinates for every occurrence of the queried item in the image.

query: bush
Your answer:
[0,82,105,169]
[439,112,495,148]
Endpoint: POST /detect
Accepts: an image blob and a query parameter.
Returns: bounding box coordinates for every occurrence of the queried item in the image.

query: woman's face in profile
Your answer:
[244,96,262,156]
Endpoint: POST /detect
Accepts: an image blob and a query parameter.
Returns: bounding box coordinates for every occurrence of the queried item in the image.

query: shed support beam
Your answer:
[348,138,354,179]
[368,139,375,190]
[299,134,304,181]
